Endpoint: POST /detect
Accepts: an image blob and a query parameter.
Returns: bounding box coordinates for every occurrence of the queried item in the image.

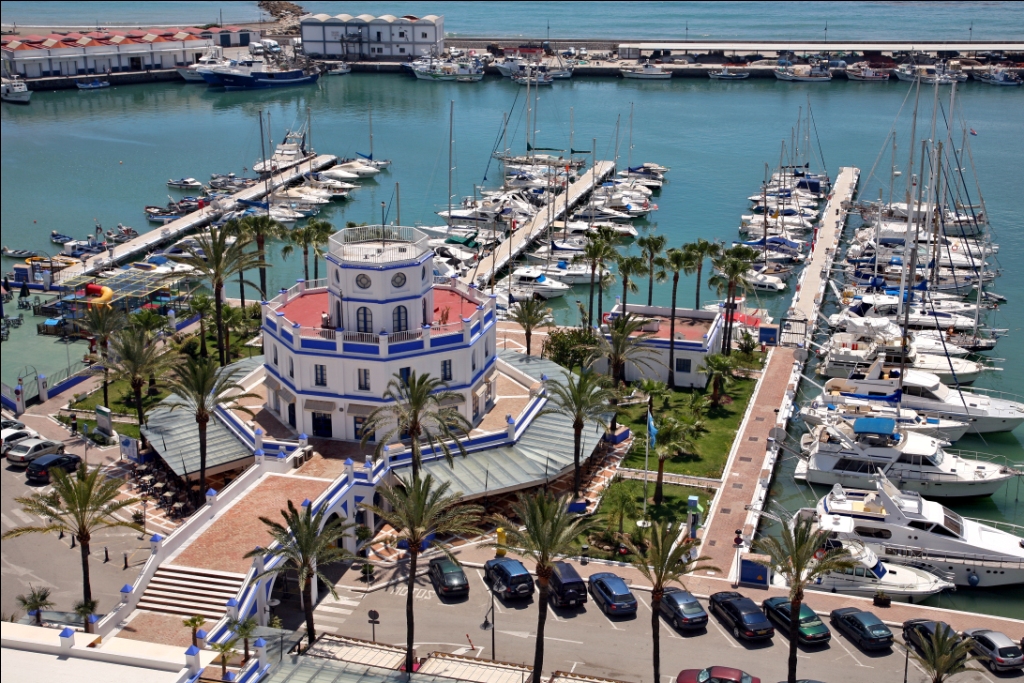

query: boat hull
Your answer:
[799,464,1009,498]
[876,553,1024,588]
[176,67,207,83]
[220,72,319,90]
[1,86,32,103]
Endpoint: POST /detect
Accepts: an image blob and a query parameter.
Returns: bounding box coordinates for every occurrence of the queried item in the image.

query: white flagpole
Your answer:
[642,409,650,519]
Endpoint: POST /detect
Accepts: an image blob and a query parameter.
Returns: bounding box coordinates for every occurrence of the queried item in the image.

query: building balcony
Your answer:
[327,224,431,268]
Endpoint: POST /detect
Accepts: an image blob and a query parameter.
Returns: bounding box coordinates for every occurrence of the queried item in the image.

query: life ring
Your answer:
[813,549,826,560]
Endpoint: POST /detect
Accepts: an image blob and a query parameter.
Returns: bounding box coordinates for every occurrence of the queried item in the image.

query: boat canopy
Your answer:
[853,417,898,435]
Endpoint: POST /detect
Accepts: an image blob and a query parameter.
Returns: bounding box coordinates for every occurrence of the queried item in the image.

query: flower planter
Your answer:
[604,425,631,444]
[873,595,891,608]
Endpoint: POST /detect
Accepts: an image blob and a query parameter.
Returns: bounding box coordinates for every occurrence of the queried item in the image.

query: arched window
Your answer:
[356,307,372,333]
[393,305,408,333]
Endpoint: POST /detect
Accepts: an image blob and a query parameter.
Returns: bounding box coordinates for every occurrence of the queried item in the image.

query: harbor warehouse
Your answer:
[300,14,445,59]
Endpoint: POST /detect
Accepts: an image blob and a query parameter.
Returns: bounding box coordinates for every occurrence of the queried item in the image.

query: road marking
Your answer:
[11,509,34,524]
[707,614,740,648]
[317,606,353,615]
[315,614,348,625]
[832,633,872,668]
[323,597,360,607]
[497,630,584,645]
[570,663,580,673]
[596,608,623,631]
[0,513,15,529]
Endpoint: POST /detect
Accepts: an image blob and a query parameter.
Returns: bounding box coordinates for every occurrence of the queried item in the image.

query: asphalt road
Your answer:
[1,453,151,621]
[311,567,1017,683]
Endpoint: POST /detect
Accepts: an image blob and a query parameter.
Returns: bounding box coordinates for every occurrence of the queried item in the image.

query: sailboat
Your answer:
[352,106,391,169]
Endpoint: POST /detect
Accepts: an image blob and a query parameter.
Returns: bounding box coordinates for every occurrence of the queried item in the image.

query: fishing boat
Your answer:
[512,70,554,86]
[1,247,38,258]
[845,63,891,81]
[105,224,139,243]
[76,79,111,90]
[708,66,750,80]
[973,66,1022,86]
[167,177,203,190]
[177,46,230,83]
[812,475,1024,587]
[774,63,832,82]
[894,64,954,85]
[620,62,672,80]
[50,231,74,244]
[794,416,1017,498]
[325,62,352,75]
[217,65,320,90]
[1,74,31,104]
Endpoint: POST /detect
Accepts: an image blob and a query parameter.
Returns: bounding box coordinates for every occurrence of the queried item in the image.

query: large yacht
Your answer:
[795,417,1017,498]
[812,475,1024,588]
[799,400,970,442]
[819,333,985,385]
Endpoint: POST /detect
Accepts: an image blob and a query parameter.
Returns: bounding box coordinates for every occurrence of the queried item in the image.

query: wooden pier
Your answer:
[53,154,338,282]
[464,160,617,287]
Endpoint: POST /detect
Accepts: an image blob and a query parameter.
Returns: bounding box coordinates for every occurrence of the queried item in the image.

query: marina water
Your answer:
[2,70,1021,617]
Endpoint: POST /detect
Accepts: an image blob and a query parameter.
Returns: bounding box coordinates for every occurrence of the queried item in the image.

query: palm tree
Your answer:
[623,523,718,683]
[508,297,551,356]
[602,480,639,535]
[686,239,722,310]
[661,247,692,389]
[282,223,318,282]
[131,308,168,337]
[107,328,176,448]
[752,514,856,683]
[637,378,669,415]
[165,357,259,499]
[305,218,334,282]
[636,234,667,306]
[210,635,239,680]
[229,615,259,663]
[16,586,53,626]
[229,215,286,299]
[170,227,264,366]
[491,492,599,683]
[709,245,756,355]
[79,305,127,408]
[575,237,617,327]
[182,614,206,647]
[360,371,472,480]
[598,313,663,386]
[220,304,247,362]
[616,254,647,312]
[681,392,710,423]
[3,466,140,606]
[363,475,482,674]
[911,628,985,683]
[186,293,215,358]
[542,369,614,499]
[74,598,98,634]
[651,417,699,505]
[699,353,735,405]
[246,500,354,647]
[597,269,616,327]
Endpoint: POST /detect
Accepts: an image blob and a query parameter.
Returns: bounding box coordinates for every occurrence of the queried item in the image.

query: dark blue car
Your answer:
[588,572,637,616]
[659,588,708,630]
[483,558,535,600]
[830,607,893,650]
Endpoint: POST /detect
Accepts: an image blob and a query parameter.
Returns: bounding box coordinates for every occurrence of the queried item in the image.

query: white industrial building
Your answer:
[261,225,497,441]
[299,13,445,59]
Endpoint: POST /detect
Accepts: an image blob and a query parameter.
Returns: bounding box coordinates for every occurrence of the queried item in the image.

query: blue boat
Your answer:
[76,79,110,90]
[218,67,320,91]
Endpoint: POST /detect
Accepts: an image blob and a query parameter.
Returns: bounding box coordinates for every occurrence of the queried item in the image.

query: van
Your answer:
[262,39,281,54]
[249,43,265,56]
[549,561,587,607]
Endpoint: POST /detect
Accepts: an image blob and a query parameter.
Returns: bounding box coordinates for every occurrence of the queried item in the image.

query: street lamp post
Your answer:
[481,588,496,660]
[732,529,744,588]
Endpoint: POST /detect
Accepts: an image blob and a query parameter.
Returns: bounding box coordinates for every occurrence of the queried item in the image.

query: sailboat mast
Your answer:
[898,140,928,395]
[447,100,454,230]
[258,110,269,216]
[369,105,374,160]
[502,111,508,191]
[307,105,312,155]
[627,102,634,172]
[897,79,921,319]
[525,74,531,160]
[565,107,574,241]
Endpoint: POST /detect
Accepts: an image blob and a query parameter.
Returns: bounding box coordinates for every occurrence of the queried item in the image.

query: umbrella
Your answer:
[19,281,30,299]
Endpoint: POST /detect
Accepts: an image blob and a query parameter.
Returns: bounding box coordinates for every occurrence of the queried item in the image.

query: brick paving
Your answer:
[173,474,333,574]
[115,610,214,648]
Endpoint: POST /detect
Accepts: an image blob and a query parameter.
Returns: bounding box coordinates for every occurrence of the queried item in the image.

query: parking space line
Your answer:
[707,613,740,648]
[832,633,872,668]
[636,595,681,640]
[597,608,623,631]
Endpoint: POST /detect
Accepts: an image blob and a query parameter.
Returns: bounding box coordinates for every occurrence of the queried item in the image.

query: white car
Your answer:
[1,426,40,455]
[6,438,64,465]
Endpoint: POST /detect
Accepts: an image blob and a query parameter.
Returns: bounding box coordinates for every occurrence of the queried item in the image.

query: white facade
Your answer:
[300,13,444,59]
[261,225,498,441]
[2,37,215,78]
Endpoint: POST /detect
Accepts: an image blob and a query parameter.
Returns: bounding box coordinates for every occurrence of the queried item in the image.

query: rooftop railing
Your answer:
[328,224,431,265]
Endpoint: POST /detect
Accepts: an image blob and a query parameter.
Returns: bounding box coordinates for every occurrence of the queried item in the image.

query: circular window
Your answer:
[355,274,372,289]
[391,272,407,288]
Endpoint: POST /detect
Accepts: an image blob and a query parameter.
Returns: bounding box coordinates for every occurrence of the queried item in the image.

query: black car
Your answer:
[483,557,535,599]
[549,561,587,608]
[26,453,82,483]
[710,591,774,641]
[761,597,831,646]
[830,608,893,650]
[428,557,469,597]
[659,588,708,630]
[588,572,638,616]
[903,619,961,653]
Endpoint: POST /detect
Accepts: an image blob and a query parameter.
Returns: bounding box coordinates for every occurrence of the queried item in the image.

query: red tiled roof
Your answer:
[20,34,47,43]
[2,41,41,52]
[276,287,478,329]
[126,30,149,37]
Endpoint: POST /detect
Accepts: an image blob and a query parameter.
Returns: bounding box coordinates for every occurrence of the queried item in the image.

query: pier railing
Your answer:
[881,542,1024,570]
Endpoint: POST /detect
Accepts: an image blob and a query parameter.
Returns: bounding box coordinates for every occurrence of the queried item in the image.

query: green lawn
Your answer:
[619,375,757,479]
[70,378,170,416]
[56,414,141,444]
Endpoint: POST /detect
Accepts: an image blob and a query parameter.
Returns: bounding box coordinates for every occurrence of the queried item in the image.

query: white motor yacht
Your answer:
[620,62,672,79]
[799,400,970,442]
[498,267,571,299]
[320,168,361,181]
[1,74,32,103]
[254,129,307,174]
[742,270,786,292]
[334,160,380,177]
[819,333,986,385]
[532,259,609,285]
[813,475,1024,587]
[830,294,977,332]
[178,46,229,82]
[795,416,1018,497]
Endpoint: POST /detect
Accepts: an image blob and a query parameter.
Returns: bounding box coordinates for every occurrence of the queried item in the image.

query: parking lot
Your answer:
[309,566,1017,683]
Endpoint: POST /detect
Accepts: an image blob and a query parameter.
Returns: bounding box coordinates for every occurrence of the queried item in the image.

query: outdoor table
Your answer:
[140,475,154,486]
[153,482,165,490]
[163,491,175,500]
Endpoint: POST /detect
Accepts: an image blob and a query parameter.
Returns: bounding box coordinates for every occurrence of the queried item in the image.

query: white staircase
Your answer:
[136,565,247,619]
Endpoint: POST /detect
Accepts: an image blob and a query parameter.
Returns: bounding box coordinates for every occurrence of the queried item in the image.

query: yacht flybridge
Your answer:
[813,475,1024,587]
[794,416,1018,498]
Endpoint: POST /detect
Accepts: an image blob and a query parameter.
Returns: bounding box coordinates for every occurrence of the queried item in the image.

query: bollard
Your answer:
[70,535,76,549]
[123,552,129,570]
[104,546,110,563]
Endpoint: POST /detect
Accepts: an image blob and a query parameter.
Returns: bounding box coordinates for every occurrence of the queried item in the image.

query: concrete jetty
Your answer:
[464,159,616,287]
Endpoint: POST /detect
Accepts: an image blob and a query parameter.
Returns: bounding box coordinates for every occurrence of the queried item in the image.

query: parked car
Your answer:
[6,438,65,465]
[26,453,82,483]
[2,426,39,455]
[829,607,893,650]
[588,572,637,616]
[904,619,961,653]
[962,628,1024,673]
[483,558,534,599]
[2,419,26,431]
[428,557,469,597]
[549,561,587,608]
[660,588,708,630]
[709,591,774,641]
[676,666,759,683]
[762,597,831,646]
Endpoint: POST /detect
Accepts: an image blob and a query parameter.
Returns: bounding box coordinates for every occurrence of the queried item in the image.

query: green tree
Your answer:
[910,628,985,683]
[228,615,259,663]
[16,586,53,626]
[220,304,247,362]
[246,501,354,648]
[575,237,617,327]
[602,480,639,535]
[623,523,718,683]
[651,417,699,505]
[681,392,710,423]
[186,293,215,358]
[699,353,735,405]
[182,614,206,647]
[282,223,318,282]
[305,218,334,282]
[165,357,258,500]
[708,245,756,355]
[228,215,286,298]
[79,305,127,408]
[131,308,167,337]
[170,227,265,366]
[107,328,176,447]
[74,598,98,634]
[363,475,482,674]
[3,466,140,607]
[491,492,599,683]
[508,297,551,356]
[752,514,856,683]
[616,254,647,312]
[541,327,599,370]
[210,635,239,680]
[661,246,693,389]
[598,312,662,386]
[637,378,668,415]
[360,371,472,480]
[542,369,614,498]
[686,238,722,310]
[636,233,667,307]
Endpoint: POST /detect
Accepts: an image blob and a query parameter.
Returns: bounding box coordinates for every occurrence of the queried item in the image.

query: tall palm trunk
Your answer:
[214,281,226,366]
[132,379,148,448]
[651,586,663,683]
[668,273,680,389]
[621,277,629,313]
[256,235,268,298]
[197,413,209,499]
[695,262,704,309]
[525,328,533,355]
[302,577,316,647]
[79,535,93,604]
[588,263,596,327]
[787,592,803,683]
[572,422,583,499]
[654,454,667,505]
[198,319,209,358]
[313,251,319,281]
[405,549,418,672]
[303,246,310,282]
[647,257,655,306]
[238,269,246,310]
[102,366,110,408]
[721,282,734,355]
[532,572,550,683]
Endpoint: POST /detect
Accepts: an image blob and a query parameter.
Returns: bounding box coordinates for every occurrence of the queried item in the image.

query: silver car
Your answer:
[2,426,40,455]
[963,628,1023,673]
[6,438,65,465]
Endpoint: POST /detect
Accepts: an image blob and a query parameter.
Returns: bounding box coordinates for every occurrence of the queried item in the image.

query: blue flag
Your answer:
[647,410,657,447]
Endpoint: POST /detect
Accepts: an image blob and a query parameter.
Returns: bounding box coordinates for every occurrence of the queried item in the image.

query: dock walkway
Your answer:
[465,160,616,287]
[53,154,337,282]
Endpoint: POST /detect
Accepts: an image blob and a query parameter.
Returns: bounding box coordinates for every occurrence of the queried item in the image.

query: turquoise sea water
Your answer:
[2,68,1021,615]
[3,1,1024,41]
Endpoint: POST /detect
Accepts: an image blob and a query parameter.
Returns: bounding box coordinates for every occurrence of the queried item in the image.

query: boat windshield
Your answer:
[926,449,945,467]
[940,506,963,537]
[929,382,950,400]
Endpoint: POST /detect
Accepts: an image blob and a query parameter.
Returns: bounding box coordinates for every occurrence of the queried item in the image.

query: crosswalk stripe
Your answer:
[321,597,360,607]
[317,606,353,615]
[1,513,16,529]
[315,615,348,625]
[317,624,341,634]
[12,509,35,524]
